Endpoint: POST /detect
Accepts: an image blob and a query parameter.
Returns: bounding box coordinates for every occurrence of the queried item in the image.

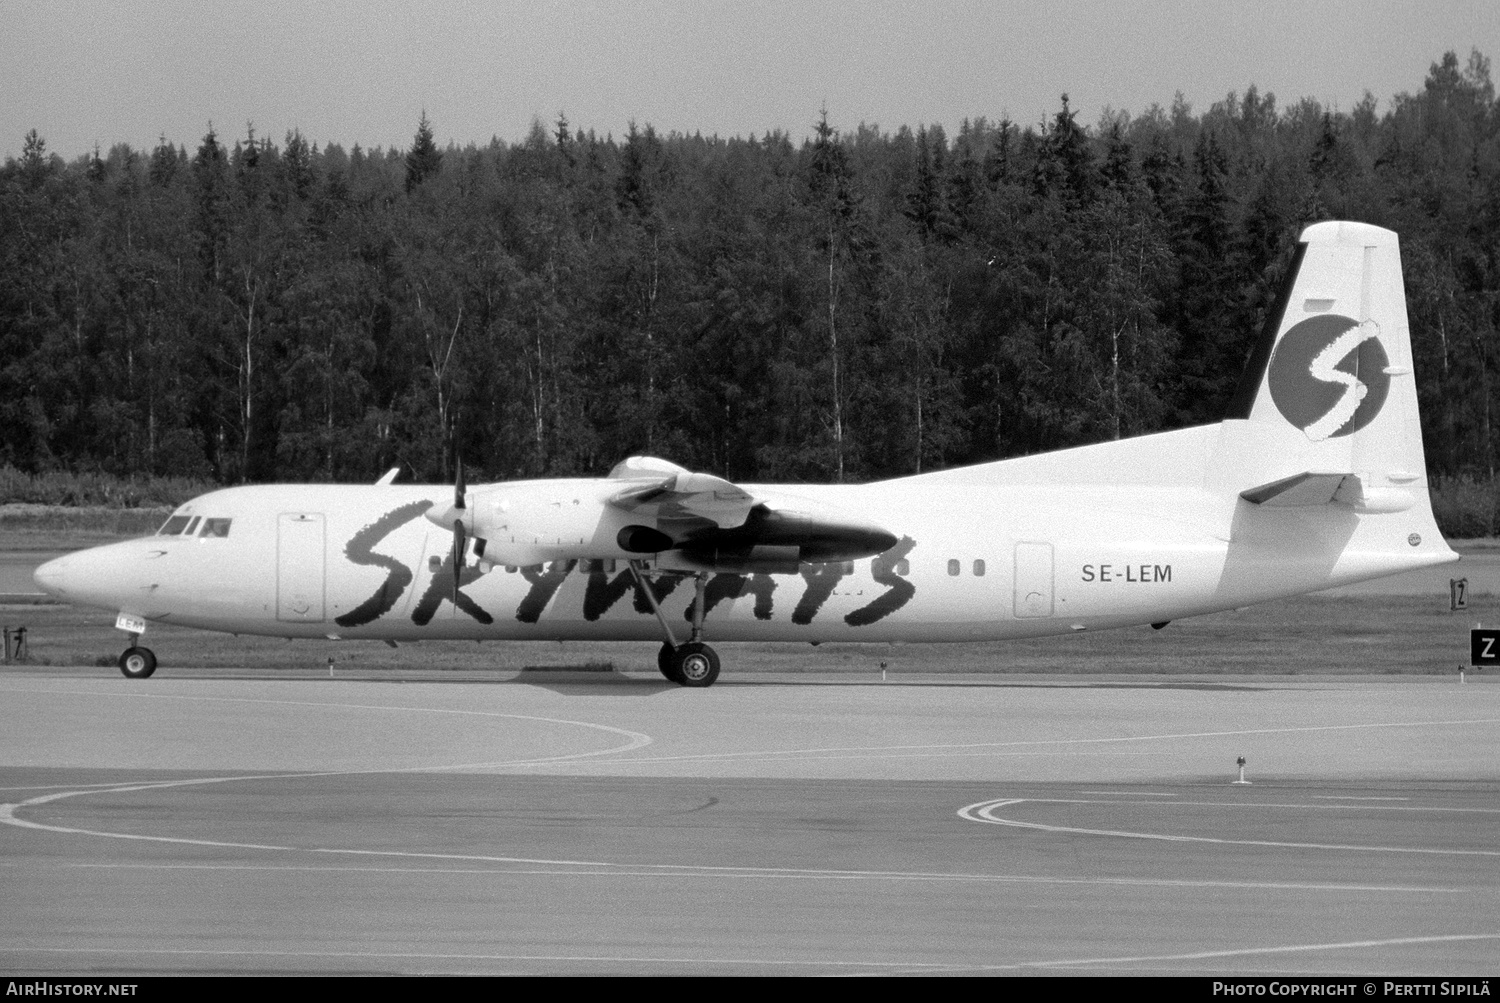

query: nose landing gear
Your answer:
[118,644,157,679]
[114,619,157,678]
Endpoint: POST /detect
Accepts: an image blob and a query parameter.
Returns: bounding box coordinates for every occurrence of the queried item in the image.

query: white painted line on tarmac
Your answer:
[1011,932,1500,972]
[0,944,991,972]
[979,795,1500,815]
[3,688,653,773]
[582,715,1500,766]
[957,797,1500,855]
[1312,795,1410,801]
[0,707,653,855]
[0,684,652,746]
[0,781,170,792]
[5,932,1496,974]
[8,778,1485,888]
[28,861,1471,893]
[543,748,1166,770]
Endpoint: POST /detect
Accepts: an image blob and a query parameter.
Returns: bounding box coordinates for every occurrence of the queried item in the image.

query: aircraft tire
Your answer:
[657,642,683,683]
[673,642,720,688]
[118,646,157,679]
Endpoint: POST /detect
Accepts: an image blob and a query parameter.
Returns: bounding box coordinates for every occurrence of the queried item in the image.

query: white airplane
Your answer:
[34,221,1457,685]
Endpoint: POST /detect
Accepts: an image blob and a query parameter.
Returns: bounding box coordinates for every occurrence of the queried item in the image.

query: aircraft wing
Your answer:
[606,456,756,529]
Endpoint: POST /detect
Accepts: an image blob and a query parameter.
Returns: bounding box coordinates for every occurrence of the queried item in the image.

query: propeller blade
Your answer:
[451,519,467,600]
[454,457,466,512]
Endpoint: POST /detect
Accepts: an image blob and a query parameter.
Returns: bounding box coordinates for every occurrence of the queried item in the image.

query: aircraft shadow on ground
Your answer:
[504,674,1279,693]
[513,668,679,695]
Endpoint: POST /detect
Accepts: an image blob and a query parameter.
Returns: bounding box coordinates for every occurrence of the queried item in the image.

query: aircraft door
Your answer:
[277,512,326,622]
[1013,542,1054,618]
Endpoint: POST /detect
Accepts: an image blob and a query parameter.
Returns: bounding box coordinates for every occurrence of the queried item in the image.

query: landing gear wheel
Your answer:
[657,642,683,683]
[672,641,720,688]
[118,646,157,679]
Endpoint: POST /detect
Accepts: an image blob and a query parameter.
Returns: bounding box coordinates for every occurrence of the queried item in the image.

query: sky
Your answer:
[4,0,1499,161]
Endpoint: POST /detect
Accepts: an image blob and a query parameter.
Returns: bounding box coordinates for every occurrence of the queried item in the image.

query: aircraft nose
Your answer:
[33,554,73,597]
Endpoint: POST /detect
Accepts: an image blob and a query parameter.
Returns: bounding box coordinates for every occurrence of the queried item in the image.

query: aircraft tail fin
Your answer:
[1213,221,1431,502]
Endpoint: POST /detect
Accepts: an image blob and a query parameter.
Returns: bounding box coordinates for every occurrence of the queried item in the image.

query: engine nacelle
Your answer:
[465,485,627,567]
[428,477,900,575]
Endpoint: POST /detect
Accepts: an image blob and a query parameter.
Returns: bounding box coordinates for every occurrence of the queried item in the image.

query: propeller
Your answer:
[450,458,467,600]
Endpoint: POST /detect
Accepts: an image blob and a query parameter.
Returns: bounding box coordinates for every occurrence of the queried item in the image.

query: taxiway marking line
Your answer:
[1014,932,1500,971]
[535,749,1168,769]
[0,705,653,852]
[975,795,1500,815]
[8,779,1487,886]
[0,781,173,792]
[1312,795,1410,801]
[958,798,1500,855]
[567,716,1500,765]
[6,683,1494,772]
[29,860,1472,894]
[0,685,654,756]
[0,945,1021,971]
[0,683,656,774]
[4,932,1495,973]
[1,697,651,775]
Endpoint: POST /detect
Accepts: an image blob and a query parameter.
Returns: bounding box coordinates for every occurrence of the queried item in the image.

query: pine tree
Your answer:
[19,129,50,190]
[405,112,442,192]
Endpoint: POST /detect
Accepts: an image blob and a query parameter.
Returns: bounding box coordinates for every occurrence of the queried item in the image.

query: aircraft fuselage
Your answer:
[37,456,1449,648]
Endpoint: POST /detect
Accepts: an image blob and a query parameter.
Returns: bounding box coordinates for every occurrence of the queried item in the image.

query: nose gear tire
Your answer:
[118,646,157,679]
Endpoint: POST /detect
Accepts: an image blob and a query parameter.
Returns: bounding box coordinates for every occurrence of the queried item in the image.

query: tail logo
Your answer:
[1267,314,1389,441]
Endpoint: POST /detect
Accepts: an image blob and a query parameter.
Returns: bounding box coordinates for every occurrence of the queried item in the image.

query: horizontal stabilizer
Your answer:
[1240,471,1347,507]
[1240,471,1416,513]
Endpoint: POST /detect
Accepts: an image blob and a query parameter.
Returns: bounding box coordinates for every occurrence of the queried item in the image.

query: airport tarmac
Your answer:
[1,668,1496,976]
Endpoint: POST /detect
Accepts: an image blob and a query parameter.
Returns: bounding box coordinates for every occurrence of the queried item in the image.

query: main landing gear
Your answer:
[631,562,720,687]
[657,640,720,687]
[118,642,157,679]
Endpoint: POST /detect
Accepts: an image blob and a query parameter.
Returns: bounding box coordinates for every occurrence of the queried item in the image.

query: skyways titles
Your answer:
[335,502,919,630]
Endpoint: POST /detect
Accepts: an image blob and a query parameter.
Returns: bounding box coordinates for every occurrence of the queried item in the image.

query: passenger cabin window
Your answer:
[973,559,986,577]
[158,515,191,535]
[947,559,960,576]
[895,559,910,576]
[200,518,233,538]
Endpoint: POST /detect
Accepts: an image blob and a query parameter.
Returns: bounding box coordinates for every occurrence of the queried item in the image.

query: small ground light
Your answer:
[1233,756,1251,785]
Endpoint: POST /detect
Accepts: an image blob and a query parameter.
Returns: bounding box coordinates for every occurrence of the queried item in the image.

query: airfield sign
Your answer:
[1473,628,1500,668]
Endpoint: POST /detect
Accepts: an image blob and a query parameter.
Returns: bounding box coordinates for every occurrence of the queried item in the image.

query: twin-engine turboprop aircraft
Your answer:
[35,221,1458,685]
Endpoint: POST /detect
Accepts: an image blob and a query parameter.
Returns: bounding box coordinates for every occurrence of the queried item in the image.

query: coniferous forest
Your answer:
[2,52,1497,503]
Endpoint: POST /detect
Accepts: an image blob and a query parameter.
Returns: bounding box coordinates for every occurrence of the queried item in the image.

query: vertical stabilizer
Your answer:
[1215,222,1428,492]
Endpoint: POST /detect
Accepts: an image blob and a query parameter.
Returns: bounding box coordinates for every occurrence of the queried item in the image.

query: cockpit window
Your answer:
[184,516,201,535]
[157,515,191,536]
[200,518,232,538]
